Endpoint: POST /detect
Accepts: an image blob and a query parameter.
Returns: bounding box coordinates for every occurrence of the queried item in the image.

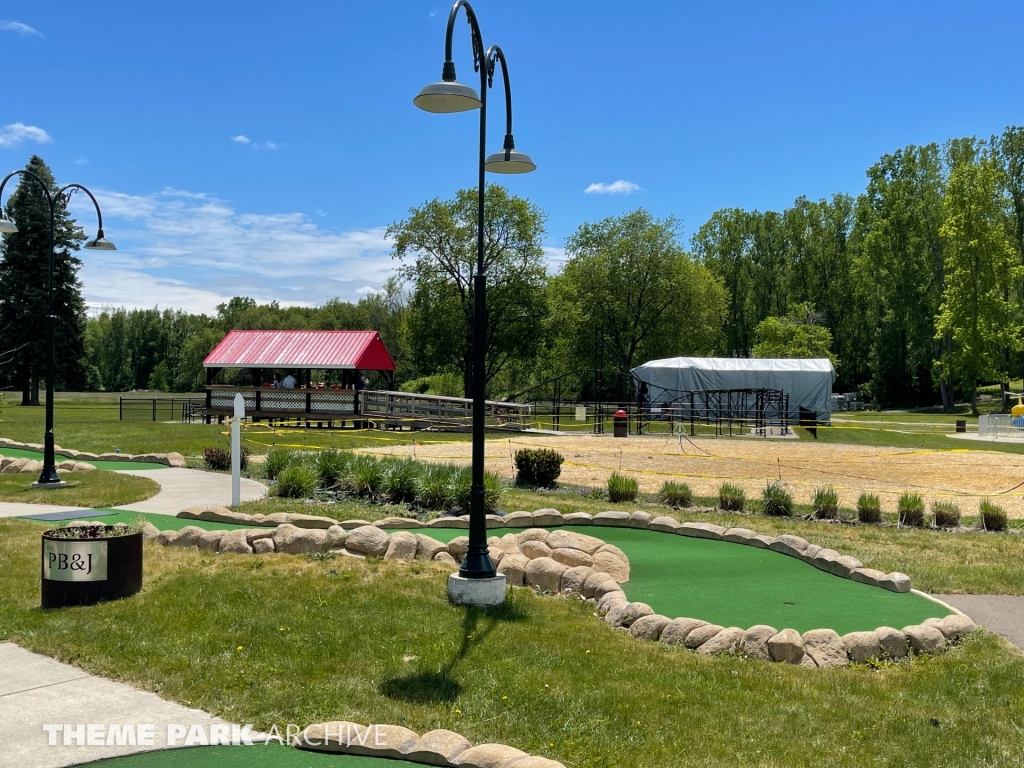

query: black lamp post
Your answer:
[0,171,116,488]
[415,0,536,581]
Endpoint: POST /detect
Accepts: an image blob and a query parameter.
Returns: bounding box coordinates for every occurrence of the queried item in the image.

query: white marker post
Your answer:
[231,392,244,508]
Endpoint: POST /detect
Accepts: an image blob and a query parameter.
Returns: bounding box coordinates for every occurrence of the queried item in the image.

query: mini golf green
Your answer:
[18,509,252,531]
[426,526,950,635]
[78,745,416,767]
[0,446,169,471]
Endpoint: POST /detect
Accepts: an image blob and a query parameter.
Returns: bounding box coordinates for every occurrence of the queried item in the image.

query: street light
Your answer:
[415,0,535,603]
[0,171,115,488]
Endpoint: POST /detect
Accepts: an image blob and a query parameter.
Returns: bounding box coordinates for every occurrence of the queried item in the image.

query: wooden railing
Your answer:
[359,390,531,430]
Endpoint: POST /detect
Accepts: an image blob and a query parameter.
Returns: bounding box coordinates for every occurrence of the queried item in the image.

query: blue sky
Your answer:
[2,1,1022,314]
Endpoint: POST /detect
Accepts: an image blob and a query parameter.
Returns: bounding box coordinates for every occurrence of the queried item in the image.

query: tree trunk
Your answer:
[19,352,30,406]
[30,374,40,407]
[970,386,979,416]
[940,381,954,411]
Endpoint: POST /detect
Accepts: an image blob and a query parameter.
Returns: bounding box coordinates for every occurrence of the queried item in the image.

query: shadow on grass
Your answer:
[380,596,527,704]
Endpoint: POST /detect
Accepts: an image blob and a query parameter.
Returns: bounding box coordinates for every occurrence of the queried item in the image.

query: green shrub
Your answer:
[931,499,961,529]
[718,482,745,512]
[275,463,318,499]
[203,445,249,472]
[607,472,639,503]
[979,499,1008,531]
[761,481,793,517]
[897,492,925,527]
[857,493,882,524]
[812,485,839,519]
[513,448,564,487]
[264,448,294,480]
[446,466,503,512]
[383,459,421,504]
[658,480,693,508]
[348,454,385,498]
[416,463,458,510]
[314,449,350,489]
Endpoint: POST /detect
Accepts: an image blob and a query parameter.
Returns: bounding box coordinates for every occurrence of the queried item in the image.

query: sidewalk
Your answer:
[936,595,1024,649]
[0,644,246,768]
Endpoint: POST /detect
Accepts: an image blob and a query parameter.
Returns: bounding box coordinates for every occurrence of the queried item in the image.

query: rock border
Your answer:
[164,505,979,667]
[292,721,566,767]
[0,455,97,474]
[0,437,185,467]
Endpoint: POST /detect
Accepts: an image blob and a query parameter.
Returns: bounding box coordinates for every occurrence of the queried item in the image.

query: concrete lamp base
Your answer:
[447,573,507,608]
[32,481,67,490]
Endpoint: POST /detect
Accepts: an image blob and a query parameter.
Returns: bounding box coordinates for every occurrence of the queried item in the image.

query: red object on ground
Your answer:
[203,330,396,371]
[614,409,628,418]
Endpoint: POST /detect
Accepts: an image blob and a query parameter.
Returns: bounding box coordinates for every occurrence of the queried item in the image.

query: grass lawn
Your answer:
[0,471,159,507]
[2,518,1023,768]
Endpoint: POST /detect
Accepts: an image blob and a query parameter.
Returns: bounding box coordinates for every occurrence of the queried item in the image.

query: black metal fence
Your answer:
[119,397,206,422]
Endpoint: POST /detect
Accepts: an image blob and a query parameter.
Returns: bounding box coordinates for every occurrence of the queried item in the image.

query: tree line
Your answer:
[2,127,1023,411]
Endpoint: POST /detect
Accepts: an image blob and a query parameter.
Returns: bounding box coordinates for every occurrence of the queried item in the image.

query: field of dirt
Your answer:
[370,433,1024,518]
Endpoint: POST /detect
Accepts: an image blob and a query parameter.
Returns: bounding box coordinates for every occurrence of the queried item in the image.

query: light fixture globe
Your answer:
[484,147,536,174]
[84,229,116,250]
[0,213,17,234]
[414,80,482,113]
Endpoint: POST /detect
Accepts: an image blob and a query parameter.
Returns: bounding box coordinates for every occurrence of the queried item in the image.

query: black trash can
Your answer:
[955,419,967,433]
[613,409,629,438]
[41,525,143,609]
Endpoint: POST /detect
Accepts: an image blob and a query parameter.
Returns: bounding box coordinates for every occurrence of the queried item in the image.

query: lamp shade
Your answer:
[414,80,482,113]
[484,147,536,174]
[84,229,117,250]
[0,213,17,234]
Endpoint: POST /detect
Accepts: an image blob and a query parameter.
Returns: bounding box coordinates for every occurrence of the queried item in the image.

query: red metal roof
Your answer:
[203,330,395,371]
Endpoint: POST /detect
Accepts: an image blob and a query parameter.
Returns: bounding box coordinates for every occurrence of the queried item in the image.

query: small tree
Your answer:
[753,304,835,362]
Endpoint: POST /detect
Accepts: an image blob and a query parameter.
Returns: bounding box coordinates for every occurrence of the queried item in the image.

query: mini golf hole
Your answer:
[784,601,795,606]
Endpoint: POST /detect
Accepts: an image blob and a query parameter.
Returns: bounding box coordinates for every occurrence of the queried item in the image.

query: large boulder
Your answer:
[697,627,745,655]
[596,590,628,614]
[453,743,530,768]
[875,626,908,658]
[606,602,653,629]
[559,565,594,594]
[581,571,617,599]
[156,530,180,546]
[406,729,472,765]
[659,618,708,646]
[326,525,347,551]
[141,522,161,542]
[842,631,881,664]
[629,511,652,529]
[629,614,672,641]
[550,548,593,568]
[903,624,946,654]
[496,553,530,587]
[433,552,459,569]
[802,629,849,668]
[591,545,630,583]
[345,525,390,557]
[741,624,778,661]
[384,531,418,562]
[684,623,725,649]
[524,557,567,593]
[593,511,632,526]
[923,614,977,641]
[520,540,553,560]
[171,526,205,548]
[517,528,550,544]
[532,509,563,526]
[252,538,275,554]
[545,530,605,554]
[414,534,448,561]
[218,529,254,554]
[272,524,328,554]
[767,629,805,663]
[879,572,912,593]
[447,536,469,561]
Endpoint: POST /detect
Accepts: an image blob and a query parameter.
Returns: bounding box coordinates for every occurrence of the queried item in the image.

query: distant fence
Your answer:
[119,397,206,422]
[978,414,1024,438]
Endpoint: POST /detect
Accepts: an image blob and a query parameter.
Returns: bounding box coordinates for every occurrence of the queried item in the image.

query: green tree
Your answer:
[0,155,88,402]
[551,209,725,396]
[753,305,835,362]
[934,140,1022,414]
[388,185,548,398]
[691,208,754,354]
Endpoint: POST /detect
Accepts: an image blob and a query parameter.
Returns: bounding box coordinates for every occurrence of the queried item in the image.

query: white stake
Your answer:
[231,392,244,507]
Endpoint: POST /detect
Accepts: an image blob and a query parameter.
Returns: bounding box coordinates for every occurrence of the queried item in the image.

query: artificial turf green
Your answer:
[0,446,168,471]
[19,510,252,531]
[427,526,949,635]
[82,745,416,767]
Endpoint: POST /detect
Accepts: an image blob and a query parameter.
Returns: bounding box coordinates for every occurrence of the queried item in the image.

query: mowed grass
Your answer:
[0,471,159,507]
[1,519,1023,768]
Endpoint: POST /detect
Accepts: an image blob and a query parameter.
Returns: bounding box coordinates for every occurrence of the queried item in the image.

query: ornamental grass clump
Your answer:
[658,480,693,508]
[274,463,318,499]
[382,458,421,504]
[979,499,1008,531]
[812,485,839,519]
[416,463,458,510]
[897,492,925,527]
[857,493,882,524]
[348,454,385,499]
[314,449,351,490]
[513,448,564,488]
[607,472,639,503]
[264,447,294,480]
[931,499,961,529]
[446,466,503,512]
[761,481,793,517]
[718,482,745,512]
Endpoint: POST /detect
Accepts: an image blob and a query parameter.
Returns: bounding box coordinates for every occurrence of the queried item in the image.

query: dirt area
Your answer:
[370,433,1024,519]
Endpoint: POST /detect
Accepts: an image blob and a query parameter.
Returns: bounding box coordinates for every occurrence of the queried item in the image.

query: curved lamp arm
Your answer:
[486,45,515,148]
[60,183,106,232]
[443,0,485,82]
[0,169,54,209]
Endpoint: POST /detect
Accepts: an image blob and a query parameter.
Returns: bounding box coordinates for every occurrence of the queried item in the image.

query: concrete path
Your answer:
[114,468,267,516]
[0,502,85,520]
[0,643,261,768]
[936,595,1024,649]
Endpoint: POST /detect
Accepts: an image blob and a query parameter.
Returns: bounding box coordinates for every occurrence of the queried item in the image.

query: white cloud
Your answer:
[0,122,53,148]
[231,135,251,144]
[0,20,41,37]
[429,9,438,17]
[584,180,640,195]
[264,141,278,150]
[68,187,394,314]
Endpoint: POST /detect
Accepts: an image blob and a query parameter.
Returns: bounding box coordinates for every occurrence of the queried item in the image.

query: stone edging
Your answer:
[292,721,566,767]
[0,455,97,474]
[165,505,980,668]
[0,438,185,467]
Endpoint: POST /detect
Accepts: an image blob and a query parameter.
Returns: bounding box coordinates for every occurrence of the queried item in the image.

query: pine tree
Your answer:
[0,155,89,403]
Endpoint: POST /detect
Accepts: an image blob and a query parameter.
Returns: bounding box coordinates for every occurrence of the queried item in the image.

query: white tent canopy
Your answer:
[631,357,836,420]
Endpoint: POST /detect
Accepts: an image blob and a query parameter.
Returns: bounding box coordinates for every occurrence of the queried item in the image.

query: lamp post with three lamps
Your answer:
[414,0,536,605]
[0,170,116,488]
